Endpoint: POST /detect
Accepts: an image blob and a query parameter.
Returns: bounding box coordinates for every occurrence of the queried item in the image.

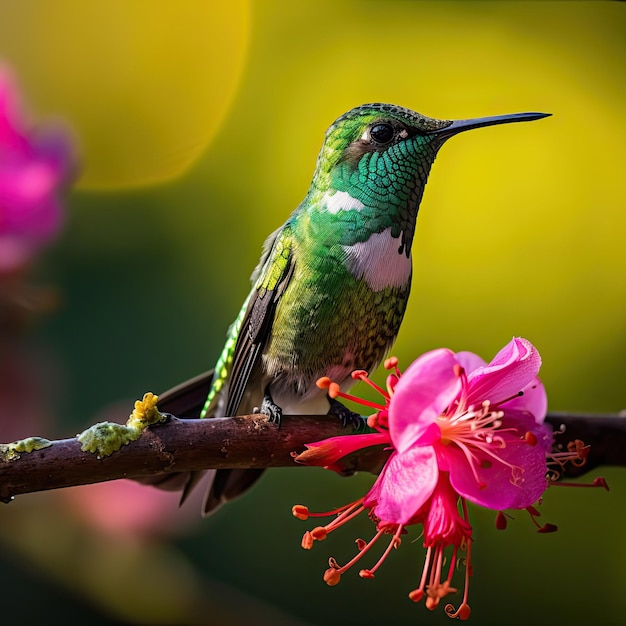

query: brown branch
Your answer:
[0,411,624,503]
[0,414,360,502]
[544,411,626,477]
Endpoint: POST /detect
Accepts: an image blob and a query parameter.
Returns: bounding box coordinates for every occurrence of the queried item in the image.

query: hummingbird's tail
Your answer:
[133,369,266,516]
[199,468,265,514]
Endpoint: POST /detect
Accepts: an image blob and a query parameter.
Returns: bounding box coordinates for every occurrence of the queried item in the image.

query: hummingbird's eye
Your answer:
[369,123,395,145]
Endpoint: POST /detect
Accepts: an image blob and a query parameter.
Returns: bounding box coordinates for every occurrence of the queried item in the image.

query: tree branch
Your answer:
[543,411,626,477]
[0,410,624,503]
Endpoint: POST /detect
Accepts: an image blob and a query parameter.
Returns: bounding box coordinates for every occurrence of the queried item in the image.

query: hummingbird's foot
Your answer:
[327,397,365,430]
[260,387,283,427]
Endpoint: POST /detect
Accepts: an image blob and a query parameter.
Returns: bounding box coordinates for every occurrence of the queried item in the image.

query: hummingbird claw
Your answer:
[260,387,283,427]
[327,397,364,430]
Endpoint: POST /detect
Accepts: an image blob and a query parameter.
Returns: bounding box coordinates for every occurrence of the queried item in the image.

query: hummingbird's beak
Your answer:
[432,111,551,140]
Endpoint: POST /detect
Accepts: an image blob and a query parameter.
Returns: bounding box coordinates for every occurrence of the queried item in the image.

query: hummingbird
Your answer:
[152,103,550,515]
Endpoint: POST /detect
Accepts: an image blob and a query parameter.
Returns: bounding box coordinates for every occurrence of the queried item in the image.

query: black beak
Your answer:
[432,111,551,140]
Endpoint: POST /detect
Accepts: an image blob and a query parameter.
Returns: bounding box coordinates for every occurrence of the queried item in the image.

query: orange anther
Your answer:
[323,568,341,586]
[328,382,341,399]
[384,356,398,370]
[409,589,424,603]
[316,376,332,389]
[525,431,538,446]
[351,369,369,380]
[301,532,314,550]
[292,504,309,520]
[311,526,328,541]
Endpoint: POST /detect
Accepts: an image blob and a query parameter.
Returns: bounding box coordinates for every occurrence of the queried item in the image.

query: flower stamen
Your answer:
[297,499,368,550]
[525,505,558,533]
[384,356,400,375]
[548,476,609,491]
[437,400,532,491]
[351,369,390,399]
[359,524,403,578]
[329,527,387,579]
[316,376,385,411]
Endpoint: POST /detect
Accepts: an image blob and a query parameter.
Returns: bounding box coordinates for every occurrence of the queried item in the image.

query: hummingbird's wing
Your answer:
[156,369,214,418]
[221,223,295,417]
[193,224,295,516]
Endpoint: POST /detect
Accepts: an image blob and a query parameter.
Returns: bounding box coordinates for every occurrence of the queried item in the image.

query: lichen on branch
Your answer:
[77,392,167,458]
[0,437,52,462]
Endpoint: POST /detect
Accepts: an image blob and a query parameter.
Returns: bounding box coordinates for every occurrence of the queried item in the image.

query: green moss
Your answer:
[0,437,52,462]
[77,422,140,458]
[77,392,166,458]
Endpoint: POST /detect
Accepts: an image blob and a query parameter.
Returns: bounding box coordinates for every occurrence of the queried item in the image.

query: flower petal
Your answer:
[501,376,547,423]
[455,350,487,375]
[389,349,462,454]
[371,446,438,525]
[362,458,388,509]
[465,338,541,408]
[294,432,389,467]
[420,473,472,546]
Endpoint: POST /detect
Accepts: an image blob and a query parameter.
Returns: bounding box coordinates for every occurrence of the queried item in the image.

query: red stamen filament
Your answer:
[299,498,363,519]
[408,545,432,603]
[298,500,367,546]
[328,382,385,411]
[318,373,388,411]
[332,527,387,576]
[445,545,458,587]
[525,506,558,533]
[444,501,472,620]
[444,538,472,620]
[324,503,366,534]
[359,524,403,578]
[351,370,390,400]
[549,477,609,491]
[428,545,445,601]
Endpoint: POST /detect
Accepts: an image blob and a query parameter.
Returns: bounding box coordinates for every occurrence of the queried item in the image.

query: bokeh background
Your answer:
[0,1,624,624]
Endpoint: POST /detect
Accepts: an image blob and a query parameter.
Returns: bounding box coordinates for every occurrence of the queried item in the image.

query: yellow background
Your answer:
[0,2,624,624]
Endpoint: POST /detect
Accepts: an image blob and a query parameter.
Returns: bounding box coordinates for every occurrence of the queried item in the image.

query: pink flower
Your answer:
[294,338,603,619]
[0,64,75,272]
[373,338,550,524]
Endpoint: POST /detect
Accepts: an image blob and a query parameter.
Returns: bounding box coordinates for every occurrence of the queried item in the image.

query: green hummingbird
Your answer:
[153,103,550,515]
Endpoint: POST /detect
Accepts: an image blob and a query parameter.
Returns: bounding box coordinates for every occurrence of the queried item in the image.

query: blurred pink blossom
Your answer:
[65,479,201,540]
[0,64,75,272]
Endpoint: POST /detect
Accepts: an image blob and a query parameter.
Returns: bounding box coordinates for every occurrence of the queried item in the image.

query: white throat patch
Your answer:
[322,190,365,214]
[342,228,412,291]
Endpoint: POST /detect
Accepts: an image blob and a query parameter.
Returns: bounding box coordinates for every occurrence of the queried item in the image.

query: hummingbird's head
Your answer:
[315,103,451,181]
[309,103,549,254]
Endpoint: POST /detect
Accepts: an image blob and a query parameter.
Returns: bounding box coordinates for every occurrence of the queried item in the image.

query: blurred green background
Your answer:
[0,1,625,624]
